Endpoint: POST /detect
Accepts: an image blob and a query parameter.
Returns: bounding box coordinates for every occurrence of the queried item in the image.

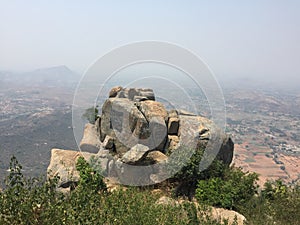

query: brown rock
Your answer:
[139,100,168,121]
[47,149,94,188]
[102,135,114,150]
[167,135,180,151]
[109,86,122,98]
[146,150,168,163]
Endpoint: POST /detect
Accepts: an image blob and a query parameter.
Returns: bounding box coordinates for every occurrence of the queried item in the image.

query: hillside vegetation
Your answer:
[0,155,299,225]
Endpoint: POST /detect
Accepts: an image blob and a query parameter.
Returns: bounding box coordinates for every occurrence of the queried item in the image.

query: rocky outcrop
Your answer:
[47,148,113,191]
[48,86,234,187]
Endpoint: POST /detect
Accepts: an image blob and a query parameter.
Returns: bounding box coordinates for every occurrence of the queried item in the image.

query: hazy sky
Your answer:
[1,0,299,86]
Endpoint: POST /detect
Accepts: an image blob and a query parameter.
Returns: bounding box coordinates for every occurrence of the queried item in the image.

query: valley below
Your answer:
[0,68,299,187]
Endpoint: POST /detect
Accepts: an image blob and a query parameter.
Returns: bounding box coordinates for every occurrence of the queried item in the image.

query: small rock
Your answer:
[146,151,168,163]
[102,135,114,150]
[109,86,122,98]
[156,196,179,206]
[121,144,150,164]
[167,135,179,151]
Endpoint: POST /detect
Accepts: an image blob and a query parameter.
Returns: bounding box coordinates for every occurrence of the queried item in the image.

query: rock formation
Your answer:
[48,86,234,188]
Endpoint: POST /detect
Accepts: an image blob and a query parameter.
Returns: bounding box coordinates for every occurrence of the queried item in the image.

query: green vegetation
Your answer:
[82,106,99,124]
[0,155,299,224]
[195,167,258,209]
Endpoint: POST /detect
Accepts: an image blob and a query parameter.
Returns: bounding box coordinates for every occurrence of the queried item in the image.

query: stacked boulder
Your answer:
[48,86,234,188]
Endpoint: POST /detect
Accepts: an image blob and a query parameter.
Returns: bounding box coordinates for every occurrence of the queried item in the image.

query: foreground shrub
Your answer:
[195,166,258,210]
[0,156,228,225]
[239,180,300,225]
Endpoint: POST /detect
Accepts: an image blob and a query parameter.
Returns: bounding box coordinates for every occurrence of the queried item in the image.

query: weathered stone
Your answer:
[109,86,122,98]
[138,101,168,150]
[207,206,246,225]
[47,149,95,188]
[97,149,111,158]
[178,115,234,165]
[80,123,102,153]
[107,159,117,177]
[168,109,179,118]
[156,196,179,206]
[168,117,179,135]
[133,96,148,102]
[139,90,155,101]
[139,100,168,121]
[95,117,101,133]
[115,158,154,185]
[121,144,150,164]
[145,150,168,163]
[102,135,114,150]
[155,196,246,225]
[167,135,180,151]
[117,89,129,98]
[100,98,139,149]
[115,88,155,101]
[178,109,197,116]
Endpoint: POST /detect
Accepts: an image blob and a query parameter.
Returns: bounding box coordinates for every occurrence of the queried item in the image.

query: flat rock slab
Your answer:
[121,144,150,164]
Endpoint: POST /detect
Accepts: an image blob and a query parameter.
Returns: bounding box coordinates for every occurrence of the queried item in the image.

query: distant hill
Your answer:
[0,65,80,87]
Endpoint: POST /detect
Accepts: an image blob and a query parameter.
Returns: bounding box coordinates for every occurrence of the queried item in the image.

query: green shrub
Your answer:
[168,146,230,198]
[75,156,107,193]
[240,180,300,225]
[195,167,258,210]
[0,156,226,224]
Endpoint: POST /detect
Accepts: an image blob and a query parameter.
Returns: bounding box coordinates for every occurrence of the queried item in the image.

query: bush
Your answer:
[195,166,258,210]
[169,146,230,198]
[240,180,300,225]
[75,156,107,193]
[0,156,227,225]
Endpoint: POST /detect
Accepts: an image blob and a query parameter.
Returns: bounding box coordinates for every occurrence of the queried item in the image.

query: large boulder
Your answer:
[80,123,102,153]
[47,149,112,190]
[47,149,91,188]
[178,115,234,165]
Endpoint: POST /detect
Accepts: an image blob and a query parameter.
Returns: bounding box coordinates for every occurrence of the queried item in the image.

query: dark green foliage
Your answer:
[1,156,300,224]
[239,180,300,225]
[195,167,259,209]
[82,106,98,124]
[0,156,226,225]
[75,156,106,193]
[169,146,230,198]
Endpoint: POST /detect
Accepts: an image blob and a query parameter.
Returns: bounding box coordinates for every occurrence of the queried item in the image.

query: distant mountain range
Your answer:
[0,65,80,87]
